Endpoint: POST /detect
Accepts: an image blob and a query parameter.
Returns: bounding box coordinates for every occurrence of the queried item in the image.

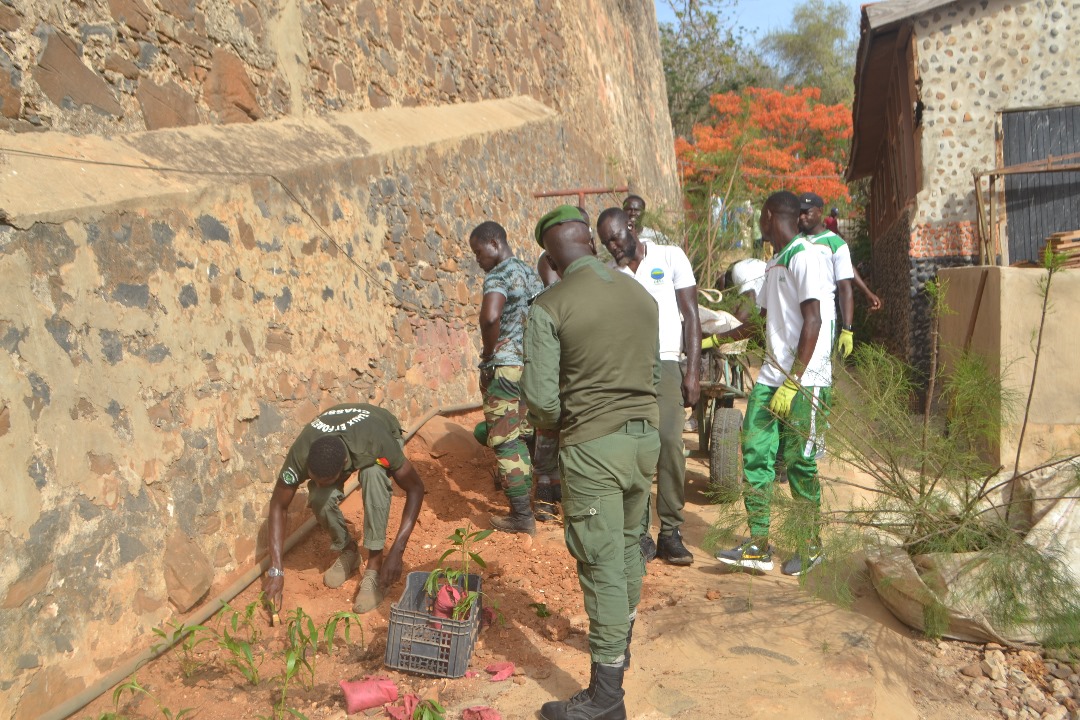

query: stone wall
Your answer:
[0,1,680,716]
[910,0,1079,255]
[872,207,914,362]
[0,0,678,206]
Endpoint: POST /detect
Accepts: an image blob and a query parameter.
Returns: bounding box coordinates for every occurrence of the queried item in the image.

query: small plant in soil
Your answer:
[257,645,309,720]
[529,602,552,618]
[214,598,266,685]
[150,620,213,679]
[92,675,192,720]
[423,523,493,620]
[282,607,365,691]
[256,607,365,720]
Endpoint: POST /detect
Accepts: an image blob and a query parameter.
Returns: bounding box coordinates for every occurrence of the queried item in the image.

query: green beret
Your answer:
[473,421,489,445]
[534,205,586,248]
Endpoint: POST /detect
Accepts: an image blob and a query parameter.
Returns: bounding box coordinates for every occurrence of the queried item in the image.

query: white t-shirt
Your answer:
[801,229,852,324]
[638,226,671,245]
[730,258,767,300]
[757,238,834,388]
[616,240,697,361]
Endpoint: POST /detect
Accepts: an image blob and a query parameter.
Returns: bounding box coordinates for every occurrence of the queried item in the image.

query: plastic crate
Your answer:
[384,571,482,678]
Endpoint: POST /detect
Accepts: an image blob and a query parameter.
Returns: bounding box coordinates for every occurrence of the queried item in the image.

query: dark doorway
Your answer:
[1001,105,1080,263]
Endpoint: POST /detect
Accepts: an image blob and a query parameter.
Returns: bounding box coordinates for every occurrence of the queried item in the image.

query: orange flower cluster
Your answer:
[675,86,853,206]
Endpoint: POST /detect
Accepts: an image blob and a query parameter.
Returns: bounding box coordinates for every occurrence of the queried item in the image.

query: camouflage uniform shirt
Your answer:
[481,256,542,368]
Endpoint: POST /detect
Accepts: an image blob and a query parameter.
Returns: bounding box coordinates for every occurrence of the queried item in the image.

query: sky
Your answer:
[653,0,866,37]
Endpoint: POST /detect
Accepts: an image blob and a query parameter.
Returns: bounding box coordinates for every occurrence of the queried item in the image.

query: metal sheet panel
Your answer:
[1002,106,1080,263]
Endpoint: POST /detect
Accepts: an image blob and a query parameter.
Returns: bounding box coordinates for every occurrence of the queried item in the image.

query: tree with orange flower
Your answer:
[676,86,852,206]
[674,86,853,280]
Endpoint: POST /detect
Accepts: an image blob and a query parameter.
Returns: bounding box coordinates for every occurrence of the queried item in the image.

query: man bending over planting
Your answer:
[262,403,425,615]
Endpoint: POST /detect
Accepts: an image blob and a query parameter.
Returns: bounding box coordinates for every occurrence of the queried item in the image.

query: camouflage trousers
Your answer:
[482,365,533,498]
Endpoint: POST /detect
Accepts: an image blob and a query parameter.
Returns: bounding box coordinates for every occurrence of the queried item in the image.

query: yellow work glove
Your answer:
[768,379,799,419]
[702,334,720,350]
[837,329,854,359]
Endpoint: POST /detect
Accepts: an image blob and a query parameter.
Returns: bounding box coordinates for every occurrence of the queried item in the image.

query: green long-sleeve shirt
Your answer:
[522,255,661,446]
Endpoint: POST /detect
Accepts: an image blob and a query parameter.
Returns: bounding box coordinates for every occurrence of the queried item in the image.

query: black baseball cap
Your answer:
[798,192,825,210]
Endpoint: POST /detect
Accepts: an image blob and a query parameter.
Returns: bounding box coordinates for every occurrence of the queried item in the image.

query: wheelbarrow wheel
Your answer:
[709,407,743,502]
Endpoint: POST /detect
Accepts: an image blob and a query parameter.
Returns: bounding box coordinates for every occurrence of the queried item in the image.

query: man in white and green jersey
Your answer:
[709,191,833,576]
[797,192,882,358]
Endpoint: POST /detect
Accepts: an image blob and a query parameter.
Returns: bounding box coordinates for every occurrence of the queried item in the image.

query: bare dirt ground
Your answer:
[80,408,992,720]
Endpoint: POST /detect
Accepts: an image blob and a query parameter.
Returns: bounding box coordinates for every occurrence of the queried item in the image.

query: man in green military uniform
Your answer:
[523,205,661,720]
[262,403,425,615]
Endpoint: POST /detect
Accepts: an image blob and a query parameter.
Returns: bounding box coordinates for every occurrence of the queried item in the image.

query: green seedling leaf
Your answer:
[528,602,551,618]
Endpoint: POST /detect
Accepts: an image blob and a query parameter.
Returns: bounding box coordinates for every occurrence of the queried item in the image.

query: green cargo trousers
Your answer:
[560,419,660,663]
[307,439,403,553]
[742,383,825,539]
[640,360,686,538]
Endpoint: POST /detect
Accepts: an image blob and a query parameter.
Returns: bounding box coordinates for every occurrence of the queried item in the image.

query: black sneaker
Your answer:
[656,528,694,566]
[781,544,823,576]
[715,538,773,571]
[640,533,657,563]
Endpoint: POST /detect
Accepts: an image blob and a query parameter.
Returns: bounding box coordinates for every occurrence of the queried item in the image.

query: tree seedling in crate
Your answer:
[423,524,492,620]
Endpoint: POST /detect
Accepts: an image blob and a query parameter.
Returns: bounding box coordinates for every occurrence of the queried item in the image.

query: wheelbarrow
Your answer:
[694,341,750,498]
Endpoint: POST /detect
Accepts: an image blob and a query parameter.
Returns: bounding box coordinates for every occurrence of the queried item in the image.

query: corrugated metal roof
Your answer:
[847,0,971,180]
[864,0,965,31]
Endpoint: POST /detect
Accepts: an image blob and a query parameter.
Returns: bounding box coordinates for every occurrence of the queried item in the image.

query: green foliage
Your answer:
[412,699,446,720]
[260,607,362,720]
[828,341,1079,641]
[212,598,266,686]
[424,523,493,620]
[529,602,552,618]
[94,676,192,720]
[658,0,768,138]
[322,609,364,655]
[922,598,950,640]
[761,0,859,105]
[218,624,263,686]
[151,620,213,679]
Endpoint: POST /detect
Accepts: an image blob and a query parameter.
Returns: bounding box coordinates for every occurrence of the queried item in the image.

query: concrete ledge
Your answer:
[0,95,556,227]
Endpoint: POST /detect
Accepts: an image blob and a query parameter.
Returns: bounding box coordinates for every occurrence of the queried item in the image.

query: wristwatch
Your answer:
[266,567,284,578]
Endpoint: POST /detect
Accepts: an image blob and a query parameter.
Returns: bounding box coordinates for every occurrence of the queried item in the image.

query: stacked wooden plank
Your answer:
[1044,230,1080,268]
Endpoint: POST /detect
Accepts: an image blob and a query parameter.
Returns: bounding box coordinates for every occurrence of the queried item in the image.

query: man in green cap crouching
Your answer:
[523,205,661,720]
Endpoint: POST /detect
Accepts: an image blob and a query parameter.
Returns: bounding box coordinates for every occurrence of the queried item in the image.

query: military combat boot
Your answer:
[540,662,627,720]
[490,495,536,536]
[535,483,560,523]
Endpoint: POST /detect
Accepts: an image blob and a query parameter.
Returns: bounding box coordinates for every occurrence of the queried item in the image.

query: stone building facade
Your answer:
[0,2,680,717]
[848,0,1079,375]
